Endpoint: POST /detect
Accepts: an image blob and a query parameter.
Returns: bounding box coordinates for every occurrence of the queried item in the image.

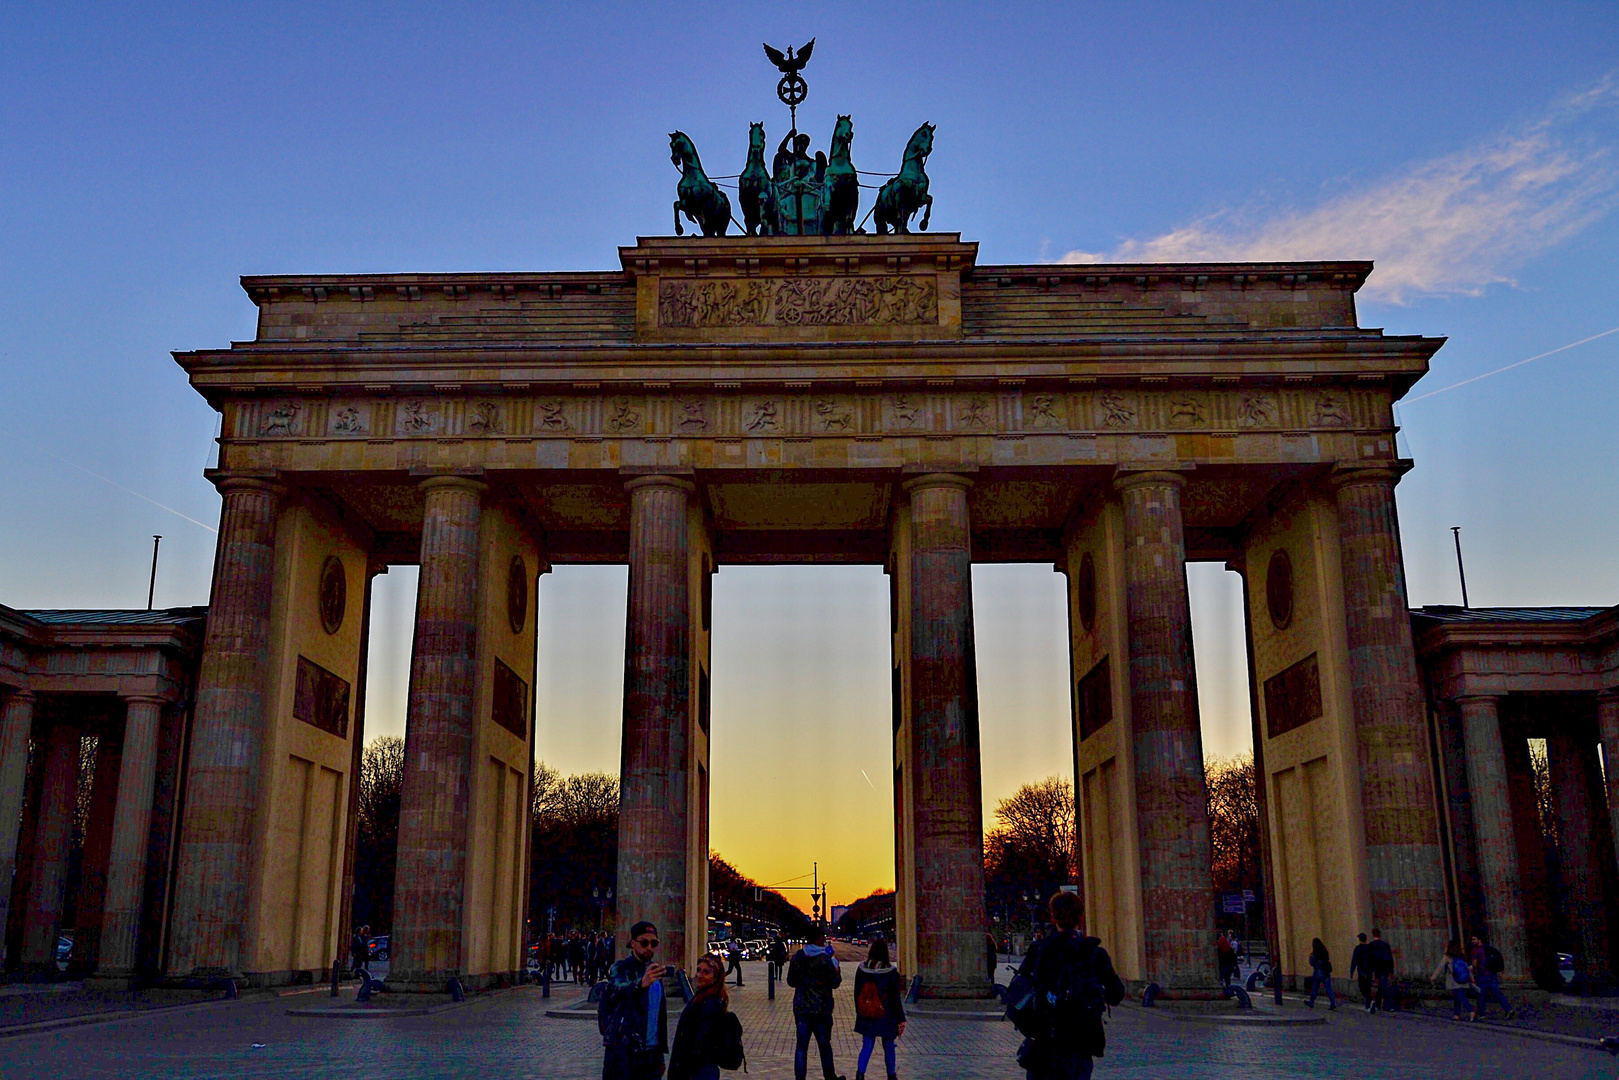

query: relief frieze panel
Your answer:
[230,386,1387,445]
[658,275,939,329]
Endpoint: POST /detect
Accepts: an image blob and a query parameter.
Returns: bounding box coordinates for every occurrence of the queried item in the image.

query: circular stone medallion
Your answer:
[507,556,528,633]
[1266,549,1294,630]
[1076,551,1097,633]
[318,556,347,635]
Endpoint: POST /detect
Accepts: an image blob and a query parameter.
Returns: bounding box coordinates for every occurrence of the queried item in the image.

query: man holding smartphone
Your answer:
[601,921,670,1079]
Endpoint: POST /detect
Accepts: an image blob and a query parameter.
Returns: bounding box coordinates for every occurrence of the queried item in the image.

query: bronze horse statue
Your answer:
[821,115,858,235]
[739,122,777,236]
[670,130,731,237]
[874,122,934,235]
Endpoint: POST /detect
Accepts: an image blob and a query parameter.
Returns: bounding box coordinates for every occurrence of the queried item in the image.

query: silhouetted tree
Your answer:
[529,765,619,933]
[1205,753,1262,908]
[353,736,404,932]
[984,777,1076,934]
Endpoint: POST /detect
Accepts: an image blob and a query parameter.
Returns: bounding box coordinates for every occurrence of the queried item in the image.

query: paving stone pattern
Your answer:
[1,961,1613,1078]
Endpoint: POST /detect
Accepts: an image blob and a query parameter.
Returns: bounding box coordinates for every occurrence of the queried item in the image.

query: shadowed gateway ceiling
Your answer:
[312,462,1317,567]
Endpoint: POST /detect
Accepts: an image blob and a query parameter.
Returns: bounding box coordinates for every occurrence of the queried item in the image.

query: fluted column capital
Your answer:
[416,474,488,498]
[207,471,286,499]
[3,688,36,707]
[623,473,696,497]
[900,472,974,496]
[1112,468,1187,494]
[1327,461,1412,494]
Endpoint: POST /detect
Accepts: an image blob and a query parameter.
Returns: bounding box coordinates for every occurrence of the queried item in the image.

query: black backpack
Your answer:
[715,1010,745,1071]
[1484,945,1504,975]
[1005,934,1108,1040]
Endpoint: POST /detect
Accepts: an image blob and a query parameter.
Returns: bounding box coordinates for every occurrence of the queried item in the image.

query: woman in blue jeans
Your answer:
[1305,938,1337,1009]
[852,938,906,1080]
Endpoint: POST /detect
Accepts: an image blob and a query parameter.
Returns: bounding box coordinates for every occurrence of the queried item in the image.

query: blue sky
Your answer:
[3,3,1616,901]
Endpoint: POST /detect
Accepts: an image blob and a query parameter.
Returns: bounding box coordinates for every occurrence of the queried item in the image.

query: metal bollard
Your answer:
[768,962,775,1001]
[542,965,551,999]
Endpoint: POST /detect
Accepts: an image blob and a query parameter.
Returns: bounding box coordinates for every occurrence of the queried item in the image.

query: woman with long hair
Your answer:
[1432,938,1475,1021]
[1305,937,1336,1010]
[852,937,906,1080]
[668,953,732,1080]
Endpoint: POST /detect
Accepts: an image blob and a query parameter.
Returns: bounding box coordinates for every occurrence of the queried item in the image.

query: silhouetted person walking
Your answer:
[1305,937,1336,1009]
[1366,928,1395,1013]
[788,925,844,1080]
[1349,933,1372,1004]
[1014,891,1125,1080]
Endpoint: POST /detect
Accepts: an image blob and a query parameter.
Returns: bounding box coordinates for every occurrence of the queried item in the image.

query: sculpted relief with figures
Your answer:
[242,386,1379,442]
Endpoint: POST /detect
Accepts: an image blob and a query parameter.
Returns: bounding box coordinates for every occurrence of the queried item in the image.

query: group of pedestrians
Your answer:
[599,921,911,1080]
[1303,928,1395,1012]
[546,929,614,986]
[600,893,1130,1080]
[1433,934,1515,1022]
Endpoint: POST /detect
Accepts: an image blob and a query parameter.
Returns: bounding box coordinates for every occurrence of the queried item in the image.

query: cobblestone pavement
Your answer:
[2,961,1612,1078]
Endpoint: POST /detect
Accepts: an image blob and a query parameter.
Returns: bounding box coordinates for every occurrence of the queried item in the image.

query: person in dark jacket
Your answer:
[988,931,1000,985]
[601,920,670,1080]
[668,953,733,1080]
[787,925,844,1080]
[1348,933,1372,1005]
[1216,932,1237,988]
[1366,928,1395,1013]
[1016,891,1125,1080]
[350,924,370,978]
[769,935,790,983]
[1305,938,1336,1009]
[853,938,906,1080]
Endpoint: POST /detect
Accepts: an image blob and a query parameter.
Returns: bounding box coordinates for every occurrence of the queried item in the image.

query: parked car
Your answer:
[1559,952,1576,979]
[369,934,390,961]
[56,935,73,966]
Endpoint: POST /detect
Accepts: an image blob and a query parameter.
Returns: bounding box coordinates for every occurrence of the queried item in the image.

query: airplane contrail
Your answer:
[860,769,876,790]
[1402,325,1619,404]
[55,457,217,534]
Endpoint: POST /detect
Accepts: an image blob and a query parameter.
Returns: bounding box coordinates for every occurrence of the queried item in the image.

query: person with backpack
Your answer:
[1348,933,1372,1005]
[1433,939,1475,1021]
[1011,890,1125,1080]
[1366,927,1395,1013]
[853,938,906,1080]
[786,925,844,1080]
[600,920,670,1080]
[726,938,745,987]
[1304,938,1336,1009]
[668,953,745,1080]
[1468,934,1516,1020]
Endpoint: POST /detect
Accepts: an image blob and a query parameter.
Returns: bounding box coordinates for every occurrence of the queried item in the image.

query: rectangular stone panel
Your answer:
[1077,656,1113,740]
[491,659,528,740]
[1263,652,1323,739]
[294,656,350,738]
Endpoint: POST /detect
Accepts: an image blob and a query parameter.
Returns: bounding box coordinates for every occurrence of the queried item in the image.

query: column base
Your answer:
[384,968,520,995]
[1127,980,1237,1002]
[83,971,138,991]
[917,978,995,1000]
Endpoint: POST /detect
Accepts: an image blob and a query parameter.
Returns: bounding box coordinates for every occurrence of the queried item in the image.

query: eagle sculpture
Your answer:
[763,38,814,75]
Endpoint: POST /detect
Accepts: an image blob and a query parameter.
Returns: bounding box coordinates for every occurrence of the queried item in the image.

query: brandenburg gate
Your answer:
[161,229,1450,997]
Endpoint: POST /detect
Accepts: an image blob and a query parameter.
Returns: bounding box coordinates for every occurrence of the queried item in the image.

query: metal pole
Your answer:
[146,534,162,610]
[1451,527,1470,608]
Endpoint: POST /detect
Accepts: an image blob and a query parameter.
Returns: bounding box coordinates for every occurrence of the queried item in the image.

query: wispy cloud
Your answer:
[1061,77,1619,303]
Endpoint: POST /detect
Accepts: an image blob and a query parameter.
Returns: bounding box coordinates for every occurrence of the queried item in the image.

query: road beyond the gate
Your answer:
[1,960,1609,1078]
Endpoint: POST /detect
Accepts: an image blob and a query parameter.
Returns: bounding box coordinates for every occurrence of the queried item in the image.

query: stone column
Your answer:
[1113,470,1216,990]
[1456,696,1528,979]
[618,476,698,971]
[389,476,485,990]
[1548,730,1611,984]
[166,476,282,976]
[97,696,167,982]
[1599,692,1619,891]
[20,721,79,973]
[0,690,36,950]
[1330,465,1448,972]
[902,473,988,998]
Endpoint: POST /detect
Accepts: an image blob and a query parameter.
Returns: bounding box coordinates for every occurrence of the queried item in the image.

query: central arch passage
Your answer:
[708,565,893,928]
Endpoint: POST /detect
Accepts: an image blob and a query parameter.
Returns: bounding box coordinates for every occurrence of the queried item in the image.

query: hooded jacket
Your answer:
[787,943,843,1019]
